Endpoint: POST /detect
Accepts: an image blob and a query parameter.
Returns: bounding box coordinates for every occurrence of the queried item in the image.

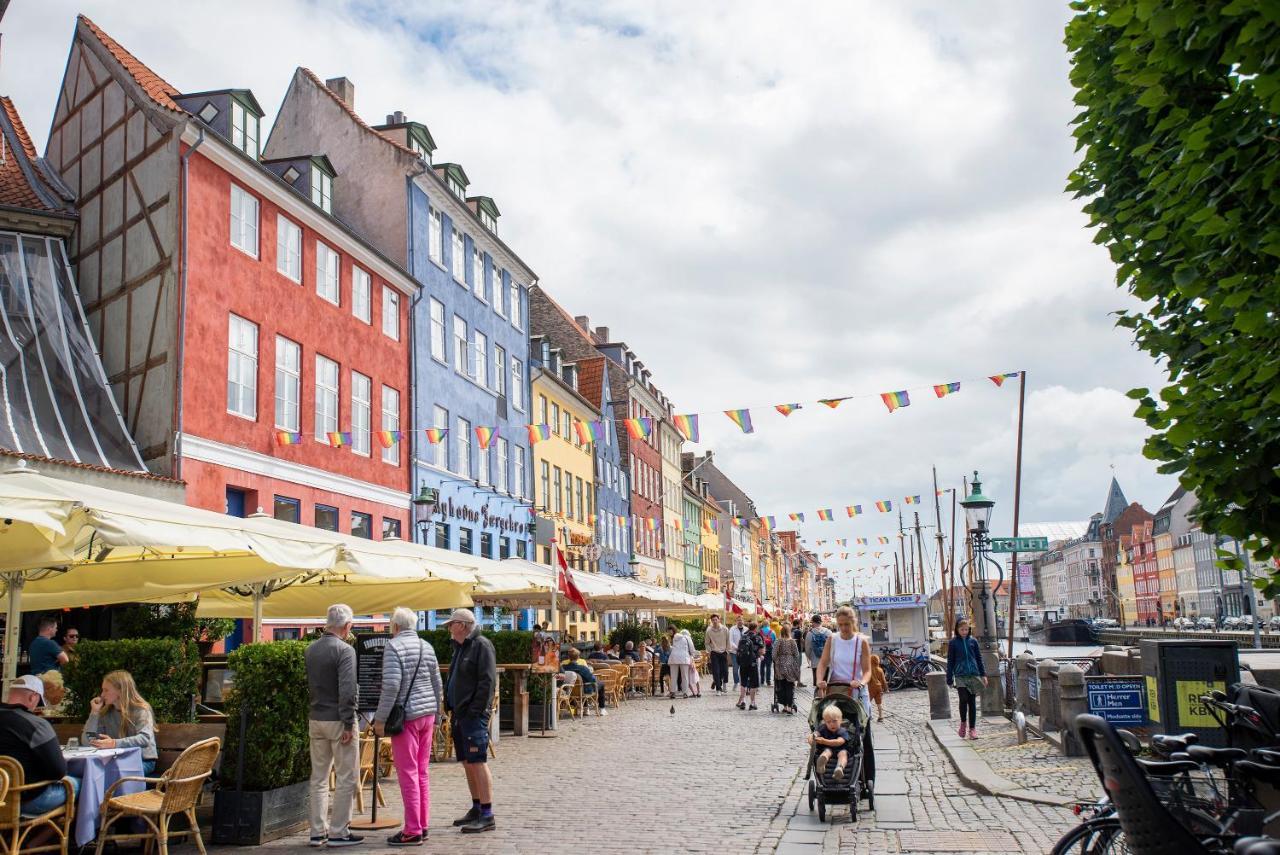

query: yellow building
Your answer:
[698,494,721,593]
[1115,541,1137,626]
[531,365,601,642]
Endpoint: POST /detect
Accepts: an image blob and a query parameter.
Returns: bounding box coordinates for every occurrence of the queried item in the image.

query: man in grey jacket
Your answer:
[304,603,361,847]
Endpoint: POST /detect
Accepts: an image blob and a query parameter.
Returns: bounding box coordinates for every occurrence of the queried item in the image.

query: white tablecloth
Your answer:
[63,746,145,846]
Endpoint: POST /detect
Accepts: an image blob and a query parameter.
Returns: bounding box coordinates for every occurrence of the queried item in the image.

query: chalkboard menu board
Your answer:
[356,633,392,713]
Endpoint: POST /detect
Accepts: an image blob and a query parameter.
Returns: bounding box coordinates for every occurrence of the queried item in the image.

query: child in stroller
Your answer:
[810,705,852,780]
[805,685,873,822]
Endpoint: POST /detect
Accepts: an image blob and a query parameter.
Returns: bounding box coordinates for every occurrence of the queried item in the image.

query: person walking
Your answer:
[791,619,807,686]
[945,617,987,739]
[773,630,801,713]
[735,620,764,710]
[816,606,875,788]
[374,607,443,846]
[728,614,745,688]
[759,621,777,686]
[868,654,888,723]
[704,614,731,694]
[304,604,362,848]
[667,627,695,699]
[804,615,831,687]
[443,608,498,835]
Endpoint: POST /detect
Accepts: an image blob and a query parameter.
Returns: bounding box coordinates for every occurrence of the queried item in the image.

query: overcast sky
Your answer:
[3,1,1177,599]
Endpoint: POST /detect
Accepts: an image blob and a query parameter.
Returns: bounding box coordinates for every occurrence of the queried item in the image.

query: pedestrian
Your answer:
[804,615,831,687]
[868,654,887,723]
[443,608,498,835]
[759,621,777,686]
[773,630,801,713]
[945,617,987,740]
[83,671,159,775]
[791,620,807,686]
[303,604,361,848]
[728,614,745,688]
[374,607,443,846]
[657,633,672,694]
[61,628,80,657]
[28,616,67,674]
[704,613,731,694]
[735,620,764,711]
[680,629,702,697]
[667,627,693,699]
[816,606,875,789]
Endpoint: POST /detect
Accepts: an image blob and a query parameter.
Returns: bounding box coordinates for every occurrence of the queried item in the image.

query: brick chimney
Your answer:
[326,77,355,108]
[574,315,591,332]
[594,326,610,341]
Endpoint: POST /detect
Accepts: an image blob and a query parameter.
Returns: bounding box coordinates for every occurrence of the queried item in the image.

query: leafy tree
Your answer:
[1065,1,1280,581]
[114,602,235,642]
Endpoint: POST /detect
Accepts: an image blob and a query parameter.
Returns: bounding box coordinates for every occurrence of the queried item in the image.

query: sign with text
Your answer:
[355,633,393,713]
[1086,675,1147,726]
[990,536,1050,554]
[854,594,925,610]
[1017,562,1035,595]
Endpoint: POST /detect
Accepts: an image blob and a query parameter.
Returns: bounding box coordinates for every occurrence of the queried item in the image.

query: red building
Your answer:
[46,17,415,538]
[1130,520,1160,625]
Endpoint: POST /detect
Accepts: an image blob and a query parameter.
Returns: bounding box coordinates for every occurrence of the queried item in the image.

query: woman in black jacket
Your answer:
[945,618,987,739]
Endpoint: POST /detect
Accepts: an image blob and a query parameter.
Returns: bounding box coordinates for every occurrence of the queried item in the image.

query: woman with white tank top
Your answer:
[815,605,875,787]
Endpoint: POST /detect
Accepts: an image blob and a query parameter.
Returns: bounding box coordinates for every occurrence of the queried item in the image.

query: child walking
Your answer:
[945,618,987,739]
[868,654,888,722]
[809,705,853,780]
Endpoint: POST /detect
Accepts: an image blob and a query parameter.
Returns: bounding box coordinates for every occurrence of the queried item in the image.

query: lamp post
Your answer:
[958,471,1003,713]
[413,484,439,545]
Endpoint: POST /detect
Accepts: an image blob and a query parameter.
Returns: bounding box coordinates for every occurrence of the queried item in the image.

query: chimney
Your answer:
[386,110,407,125]
[326,77,356,108]
[595,326,610,341]
[574,315,591,332]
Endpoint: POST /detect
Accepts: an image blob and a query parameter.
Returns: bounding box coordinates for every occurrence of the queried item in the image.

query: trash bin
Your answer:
[1139,638,1240,746]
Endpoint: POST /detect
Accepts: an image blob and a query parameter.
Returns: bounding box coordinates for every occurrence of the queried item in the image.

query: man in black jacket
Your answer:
[443,609,497,835]
[0,675,76,814]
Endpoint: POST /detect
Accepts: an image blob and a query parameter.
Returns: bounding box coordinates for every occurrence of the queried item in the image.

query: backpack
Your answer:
[809,628,829,660]
[737,630,762,661]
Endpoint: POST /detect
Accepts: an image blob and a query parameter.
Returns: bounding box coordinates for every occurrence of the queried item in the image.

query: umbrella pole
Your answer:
[251,585,264,643]
[2,573,22,683]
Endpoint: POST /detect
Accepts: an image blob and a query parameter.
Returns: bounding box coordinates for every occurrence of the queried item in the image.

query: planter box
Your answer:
[212,781,309,845]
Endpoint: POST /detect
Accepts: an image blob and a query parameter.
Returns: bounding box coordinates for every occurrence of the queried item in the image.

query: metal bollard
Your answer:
[926,671,951,720]
[1057,664,1087,757]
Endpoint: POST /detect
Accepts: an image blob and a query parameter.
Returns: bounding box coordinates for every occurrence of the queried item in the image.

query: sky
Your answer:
[2,1,1178,600]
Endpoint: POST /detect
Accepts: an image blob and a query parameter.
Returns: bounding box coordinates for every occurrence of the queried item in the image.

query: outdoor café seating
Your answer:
[0,757,73,855]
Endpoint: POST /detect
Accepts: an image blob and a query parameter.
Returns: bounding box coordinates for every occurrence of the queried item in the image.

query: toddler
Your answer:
[869,654,888,722]
[809,704,852,780]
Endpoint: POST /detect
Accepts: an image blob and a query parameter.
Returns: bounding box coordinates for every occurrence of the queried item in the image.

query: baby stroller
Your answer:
[805,683,873,822]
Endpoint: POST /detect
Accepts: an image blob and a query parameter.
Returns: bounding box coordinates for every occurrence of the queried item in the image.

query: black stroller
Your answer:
[805,684,873,822]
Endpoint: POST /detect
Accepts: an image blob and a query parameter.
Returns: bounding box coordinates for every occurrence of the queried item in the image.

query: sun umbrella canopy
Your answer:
[193,577,473,618]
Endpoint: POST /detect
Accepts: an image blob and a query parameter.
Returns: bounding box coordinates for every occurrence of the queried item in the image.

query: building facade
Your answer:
[660,420,685,590]
[577,357,630,579]
[1131,519,1160,624]
[1150,487,1194,622]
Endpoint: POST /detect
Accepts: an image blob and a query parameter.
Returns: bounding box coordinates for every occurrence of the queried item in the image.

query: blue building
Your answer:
[266,74,535,629]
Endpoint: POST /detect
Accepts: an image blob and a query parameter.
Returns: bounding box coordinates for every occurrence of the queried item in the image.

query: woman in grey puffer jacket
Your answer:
[374,607,443,845]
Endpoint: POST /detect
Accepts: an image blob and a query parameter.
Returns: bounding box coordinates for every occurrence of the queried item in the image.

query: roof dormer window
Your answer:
[449,179,465,199]
[481,210,497,231]
[230,97,259,158]
[410,136,432,162]
[311,157,334,213]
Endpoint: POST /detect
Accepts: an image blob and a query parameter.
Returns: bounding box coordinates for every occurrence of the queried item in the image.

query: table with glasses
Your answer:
[62,744,145,846]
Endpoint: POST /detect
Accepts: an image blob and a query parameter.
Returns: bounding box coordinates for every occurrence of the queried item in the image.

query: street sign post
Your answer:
[989,536,1049,553]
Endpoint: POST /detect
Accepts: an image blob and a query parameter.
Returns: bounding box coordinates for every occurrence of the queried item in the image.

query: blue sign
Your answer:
[1086,676,1147,726]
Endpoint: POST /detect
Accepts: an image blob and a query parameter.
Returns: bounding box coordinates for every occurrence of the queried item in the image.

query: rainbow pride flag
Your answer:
[528,423,552,444]
[624,418,653,440]
[875,500,892,512]
[818,397,849,409]
[326,432,352,447]
[904,495,921,505]
[672,413,700,443]
[817,509,833,521]
[836,539,847,546]
[874,552,883,558]
[933,382,961,398]
[475,426,498,450]
[846,505,862,517]
[789,512,805,523]
[760,515,776,531]
[990,372,1021,387]
[724,409,754,433]
[878,536,890,544]
[377,430,403,449]
[573,421,593,445]
[857,537,868,545]
[275,431,302,446]
[775,403,802,416]
[880,391,910,413]
[584,420,608,443]
[424,427,448,444]
[841,553,849,560]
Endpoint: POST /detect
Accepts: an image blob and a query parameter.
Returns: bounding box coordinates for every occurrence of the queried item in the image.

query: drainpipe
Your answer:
[174,128,206,481]
[405,169,428,541]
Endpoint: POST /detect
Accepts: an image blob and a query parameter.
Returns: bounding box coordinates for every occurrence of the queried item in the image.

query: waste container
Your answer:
[1139,638,1240,746]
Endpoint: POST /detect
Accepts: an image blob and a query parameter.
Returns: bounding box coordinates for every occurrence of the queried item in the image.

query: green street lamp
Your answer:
[960,471,995,537]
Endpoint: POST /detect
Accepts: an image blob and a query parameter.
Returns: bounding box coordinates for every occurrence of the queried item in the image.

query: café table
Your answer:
[62,745,145,846]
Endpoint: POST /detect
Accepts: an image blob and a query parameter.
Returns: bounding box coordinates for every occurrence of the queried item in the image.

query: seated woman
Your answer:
[559,649,607,716]
[83,670,158,775]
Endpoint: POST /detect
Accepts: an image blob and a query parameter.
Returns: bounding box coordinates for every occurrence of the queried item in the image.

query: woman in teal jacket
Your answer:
[945,618,987,739]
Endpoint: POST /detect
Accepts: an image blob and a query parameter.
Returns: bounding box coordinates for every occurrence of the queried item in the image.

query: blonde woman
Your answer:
[84,670,158,774]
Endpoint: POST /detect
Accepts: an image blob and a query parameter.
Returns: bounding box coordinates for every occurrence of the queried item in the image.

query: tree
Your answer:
[1065,1,1280,584]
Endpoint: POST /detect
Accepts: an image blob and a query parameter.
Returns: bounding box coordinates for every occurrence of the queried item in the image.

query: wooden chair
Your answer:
[629,663,652,695]
[0,756,74,855]
[556,677,577,719]
[599,672,624,709]
[354,731,386,813]
[93,737,221,855]
[577,678,601,717]
[432,711,454,762]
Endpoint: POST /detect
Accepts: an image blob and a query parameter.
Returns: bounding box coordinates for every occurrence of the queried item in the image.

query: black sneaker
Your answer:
[309,836,326,848]
[387,831,424,846]
[748,704,758,710]
[452,807,481,827]
[736,701,746,710]
[461,815,495,834]
[326,834,364,847]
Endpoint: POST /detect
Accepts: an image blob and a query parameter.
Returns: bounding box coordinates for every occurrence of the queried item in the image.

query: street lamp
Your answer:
[413,484,440,544]
[960,474,995,536]
[958,471,1005,665]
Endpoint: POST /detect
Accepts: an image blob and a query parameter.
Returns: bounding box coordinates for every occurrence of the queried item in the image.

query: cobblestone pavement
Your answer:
[962,712,1098,802]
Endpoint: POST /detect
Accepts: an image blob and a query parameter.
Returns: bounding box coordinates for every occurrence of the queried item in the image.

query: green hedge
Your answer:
[63,639,201,723]
[418,629,532,666]
[222,640,311,790]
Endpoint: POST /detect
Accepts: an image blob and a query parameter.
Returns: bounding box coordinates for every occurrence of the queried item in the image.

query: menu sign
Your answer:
[355,633,392,713]
[532,629,560,674]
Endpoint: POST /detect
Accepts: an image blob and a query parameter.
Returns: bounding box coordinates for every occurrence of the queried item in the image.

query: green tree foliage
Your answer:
[223,641,311,790]
[1065,1,1280,577]
[63,639,201,723]
[114,602,236,643]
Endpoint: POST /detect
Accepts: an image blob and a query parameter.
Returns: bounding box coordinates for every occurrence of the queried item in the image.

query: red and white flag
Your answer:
[556,546,590,613]
[724,593,743,615]
[755,596,773,620]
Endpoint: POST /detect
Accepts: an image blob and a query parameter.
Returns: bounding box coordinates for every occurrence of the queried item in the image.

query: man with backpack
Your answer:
[804,615,831,688]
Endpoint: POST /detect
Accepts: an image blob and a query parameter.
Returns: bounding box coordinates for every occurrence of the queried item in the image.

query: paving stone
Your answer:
[874,769,908,795]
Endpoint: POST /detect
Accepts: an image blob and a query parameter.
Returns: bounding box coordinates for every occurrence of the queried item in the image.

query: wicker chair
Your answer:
[556,678,577,719]
[629,663,652,695]
[354,731,386,813]
[599,672,624,709]
[0,756,74,855]
[93,737,221,855]
[577,679,601,717]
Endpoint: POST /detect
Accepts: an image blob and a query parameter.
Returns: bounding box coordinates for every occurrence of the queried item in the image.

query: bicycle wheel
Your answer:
[1050,818,1123,854]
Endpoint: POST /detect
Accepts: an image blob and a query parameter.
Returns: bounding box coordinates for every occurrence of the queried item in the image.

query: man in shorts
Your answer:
[443,609,498,834]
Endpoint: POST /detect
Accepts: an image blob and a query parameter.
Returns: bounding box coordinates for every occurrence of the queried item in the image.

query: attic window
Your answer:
[282,166,300,184]
[230,99,259,158]
[449,179,465,199]
[481,210,497,232]
[311,160,334,214]
[198,102,219,124]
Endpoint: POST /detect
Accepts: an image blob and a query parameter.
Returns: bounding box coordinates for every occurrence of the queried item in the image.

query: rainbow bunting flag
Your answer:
[875,500,892,512]
[424,427,448,444]
[702,518,713,534]
[874,552,883,558]
[760,515,776,530]
[788,512,805,523]
[881,390,910,413]
[857,537,868,545]
[275,431,302,446]
[818,397,849,409]
[937,488,949,496]
[837,539,847,546]
[816,539,827,546]
[672,414,700,443]
[933,382,961,398]
[624,418,653,440]
[990,372,1021,387]
[904,495,921,505]
[475,426,498,450]
[841,552,849,560]
[589,420,609,443]
[878,536,890,544]
[724,409,754,434]
[733,516,745,526]
[326,432,352,447]
[857,551,866,557]
[775,403,802,417]
[377,430,403,449]
[570,421,592,445]
[817,509,833,521]
[846,505,863,517]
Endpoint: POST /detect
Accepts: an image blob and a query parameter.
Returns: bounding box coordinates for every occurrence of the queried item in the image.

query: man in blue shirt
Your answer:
[28,617,67,674]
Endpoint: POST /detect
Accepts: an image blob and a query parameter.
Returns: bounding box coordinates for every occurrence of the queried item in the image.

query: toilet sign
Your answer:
[1085,675,1147,726]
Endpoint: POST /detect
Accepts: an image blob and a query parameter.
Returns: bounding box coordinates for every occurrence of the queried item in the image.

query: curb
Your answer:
[926,719,1077,807]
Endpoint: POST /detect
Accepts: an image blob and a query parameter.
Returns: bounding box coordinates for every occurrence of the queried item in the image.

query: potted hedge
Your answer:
[212,640,311,845]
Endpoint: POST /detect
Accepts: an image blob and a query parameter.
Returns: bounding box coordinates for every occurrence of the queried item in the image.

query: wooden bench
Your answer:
[52,722,227,774]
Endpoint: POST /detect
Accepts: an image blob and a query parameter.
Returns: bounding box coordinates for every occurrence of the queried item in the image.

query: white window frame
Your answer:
[316,241,340,305]
[311,168,333,213]
[351,371,371,456]
[432,405,448,469]
[275,215,301,282]
[381,385,400,465]
[429,207,443,264]
[514,445,526,500]
[451,229,465,283]
[472,248,484,299]
[452,315,468,374]
[493,344,506,397]
[230,185,258,258]
[473,330,487,385]
[496,437,509,493]
[314,355,339,441]
[492,267,505,317]
[455,416,471,477]
[227,314,258,419]
[510,356,524,410]
[273,335,300,431]
[352,266,371,323]
[382,286,400,340]
[230,100,258,157]
[509,279,521,330]
[478,441,490,486]
[429,298,446,362]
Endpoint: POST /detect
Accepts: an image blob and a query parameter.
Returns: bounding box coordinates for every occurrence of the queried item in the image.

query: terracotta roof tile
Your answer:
[298,68,419,159]
[77,15,183,114]
[0,97,64,212]
[576,356,606,408]
[0,448,181,484]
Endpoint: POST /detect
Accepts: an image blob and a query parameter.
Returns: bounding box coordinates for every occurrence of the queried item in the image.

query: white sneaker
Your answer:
[599,708,609,717]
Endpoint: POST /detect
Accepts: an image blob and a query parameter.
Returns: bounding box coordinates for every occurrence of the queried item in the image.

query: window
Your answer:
[510,279,521,329]
[273,495,300,523]
[432,405,448,468]
[311,168,333,213]
[316,241,340,304]
[451,229,465,282]
[382,517,402,540]
[553,468,562,514]
[473,331,487,385]
[511,357,524,410]
[350,511,372,539]
[453,316,468,373]
[456,416,471,476]
[514,446,526,500]
[429,207,443,264]
[230,99,259,157]
[230,185,258,257]
[273,628,301,641]
[539,395,549,427]
[540,461,551,507]
[564,476,574,520]
[429,299,446,362]
[459,527,474,554]
[562,411,572,439]
[576,477,585,523]
[493,268,504,316]
[381,386,400,465]
[315,504,339,531]
[551,403,561,435]
[481,532,493,558]
[274,336,300,430]
[450,178,466,198]
[351,371,371,455]
[516,539,528,560]
[494,345,506,396]
[227,314,258,419]
[352,267,371,323]
[435,522,450,550]
[314,355,338,441]
[478,445,490,486]
[500,538,511,559]
[496,437,508,492]
[382,287,400,340]
[276,215,301,282]
[472,248,484,299]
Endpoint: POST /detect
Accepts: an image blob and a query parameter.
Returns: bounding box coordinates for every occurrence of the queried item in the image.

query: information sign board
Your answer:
[1086,675,1147,726]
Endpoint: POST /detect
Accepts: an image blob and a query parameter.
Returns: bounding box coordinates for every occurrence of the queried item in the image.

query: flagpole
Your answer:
[914,512,927,598]
[1006,370,1027,661]
[897,509,909,593]
[933,467,950,635]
